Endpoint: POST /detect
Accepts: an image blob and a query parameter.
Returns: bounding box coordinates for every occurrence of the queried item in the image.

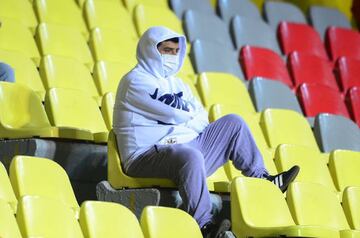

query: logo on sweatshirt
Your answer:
[149,88,190,112]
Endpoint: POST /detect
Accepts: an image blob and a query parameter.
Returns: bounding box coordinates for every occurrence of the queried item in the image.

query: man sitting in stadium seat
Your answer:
[113,26,299,238]
[0,62,15,82]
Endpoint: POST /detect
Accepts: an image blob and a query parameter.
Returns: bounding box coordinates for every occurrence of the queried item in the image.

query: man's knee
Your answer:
[168,145,204,169]
[220,114,246,126]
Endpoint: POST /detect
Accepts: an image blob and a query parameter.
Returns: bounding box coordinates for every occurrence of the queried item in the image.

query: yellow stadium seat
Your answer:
[101,92,115,131]
[0,200,22,238]
[123,0,169,13]
[231,177,327,238]
[0,162,17,214]
[343,186,360,230]
[9,156,80,217]
[36,23,94,71]
[287,182,360,238]
[45,88,108,143]
[0,49,45,99]
[328,150,360,194]
[178,75,202,104]
[39,55,101,103]
[16,196,84,238]
[0,19,40,66]
[79,201,144,238]
[34,0,88,39]
[179,55,196,77]
[75,0,86,8]
[140,206,203,238]
[260,109,319,150]
[89,27,137,64]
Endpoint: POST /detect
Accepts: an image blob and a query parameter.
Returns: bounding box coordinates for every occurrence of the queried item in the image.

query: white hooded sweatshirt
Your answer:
[113,27,209,171]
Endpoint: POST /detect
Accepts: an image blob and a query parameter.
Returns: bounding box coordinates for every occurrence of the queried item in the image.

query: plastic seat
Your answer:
[123,0,169,13]
[34,0,88,39]
[0,200,22,238]
[240,46,293,88]
[278,21,328,60]
[231,177,327,238]
[191,40,244,80]
[314,114,360,152]
[45,88,108,143]
[9,156,80,217]
[286,182,360,237]
[336,57,360,93]
[342,186,360,230]
[325,27,360,61]
[79,201,144,238]
[0,162,17,214]
[36,23,93,71]
[231,15,282,54]
[260,109,319,150]
[264,1,307,30]
[0,19,40,66]
[309,6,351,40]
[140,206,203,238]
[249,77,302,113]
[346,86,360,127]
[101,92,115,131]
[288,52,339,90]
[89,27,137,64]
[297,83,349,119]
[217,0,261,25]
[39,55,101,103]
[170,0,214,18]
[16,196,84,238]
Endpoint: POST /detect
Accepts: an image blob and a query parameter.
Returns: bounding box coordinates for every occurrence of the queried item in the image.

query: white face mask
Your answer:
[162,54,179,77]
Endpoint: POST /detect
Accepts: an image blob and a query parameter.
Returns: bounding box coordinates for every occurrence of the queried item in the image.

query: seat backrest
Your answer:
[123,0,169,13]
[9,156,79,215]
[16,196,84,238]
[336,56,360,92]
[101,92,115,131]
[0,199,22,238]
[170,0,214,18]
[140,206,203,238]
[79,201,144,238]
[347,86,360,127]
[313,113,360,152]
[0,162,17,213]
[342,186,360,230]
[325,27,360,61]
[264,1,306,30]
[217,0,260,25]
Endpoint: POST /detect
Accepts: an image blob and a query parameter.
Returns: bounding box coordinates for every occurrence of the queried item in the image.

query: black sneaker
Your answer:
[201,219,231,238]
[266,165,300,192]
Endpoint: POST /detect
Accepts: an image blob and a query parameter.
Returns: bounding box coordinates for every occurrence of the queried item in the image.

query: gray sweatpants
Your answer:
[126,114,268,227]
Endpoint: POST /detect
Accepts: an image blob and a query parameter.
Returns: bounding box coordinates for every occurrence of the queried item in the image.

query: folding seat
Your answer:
[297,84,349,119]
[342,186,360,230]
[263,1,307,30]
[325,27,360,62]
[0,49,45,99]
[79,201,144,238]
[346,86,360,127]
[231,177,329,238]
[16,196,84,238]
[34,0,88,39]
[178,74,202,103]
[89,27,137,64]
[248,77,302,113]
[0,19,40,66]
[287,182,359,237]
[260,109,319,150]
[123,0,169,13]
[191,40,244,80]
[0,200,22,238]
[217,0,261,25]
[45,88,108,143]
[288,52,339,90]
[101,92,115,131]
[309,6,351,40]
[231,16,282,54]
[328,150,360,195]
[39,55,101,103]
[140,206,203,238]
[335,57,360,93]
[36,23,94,71]
[0,0,38,34]
[240,46,293,88]
[170,0,214,19]
[314,114,360,152]
[9,156,80,217]
[0,162,17,214]
[278,22,328,60]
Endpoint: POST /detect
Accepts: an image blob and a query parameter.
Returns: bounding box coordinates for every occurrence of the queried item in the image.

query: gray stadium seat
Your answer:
[184,10,234,49]
[231,15,282,54]
[170,0,214,19]
[190,39,245,80]
[217,0,261,25]
[248,77,303,113]
[309,6,351,40]
[314,113,360,153]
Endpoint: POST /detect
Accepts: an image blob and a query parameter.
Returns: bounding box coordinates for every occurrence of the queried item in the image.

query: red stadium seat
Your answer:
[335,56,360,92]
[325,26,360,61]
[240,45,293,88]
[297,83,350,118]
[346,86,360,127]
[288,52,339,90]
[278,21,328,60]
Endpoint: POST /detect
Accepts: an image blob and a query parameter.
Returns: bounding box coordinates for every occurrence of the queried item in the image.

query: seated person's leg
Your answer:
[0,63,15,82]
